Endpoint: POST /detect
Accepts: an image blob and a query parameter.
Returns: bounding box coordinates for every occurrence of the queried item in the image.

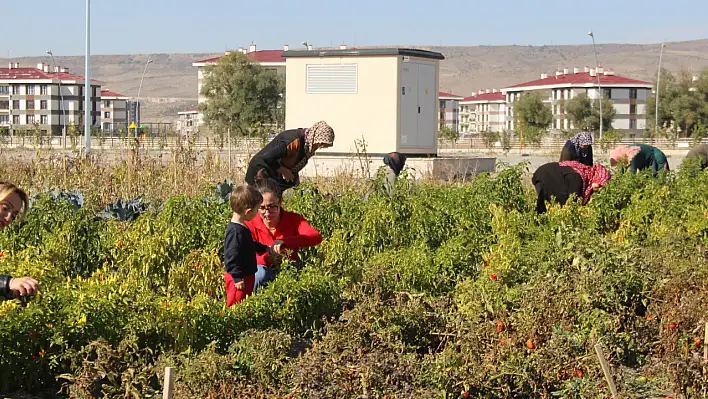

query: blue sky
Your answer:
[3,0,708,57]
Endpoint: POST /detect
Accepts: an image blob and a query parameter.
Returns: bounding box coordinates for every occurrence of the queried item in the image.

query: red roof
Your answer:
[101,89,127,98]
[439,91,463,99]
[506,71,651,89]
[0,67,101,83]
[461,92,506,102]
[195,50,285,64]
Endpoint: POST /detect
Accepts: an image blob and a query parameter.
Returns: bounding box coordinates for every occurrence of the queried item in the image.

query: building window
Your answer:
[27,115,35,124]
[26,100,35,110]
[12,115,20,124]
[104,100,111,107]
[41,115,48,125]
[0,86,8,95]
[0,115,8,124]
[26,85,35,95]
[40,85,48,95]
[40,100,48,110]
[0,101,8,110]
[12,85,19,95]
[104,112,111,118]
[603,88,611,99]
[630,119,637,129]
[12,100,20,109]
[630,104,637,114]
[306,64,358,94]
[629,88,637,100]
[41,130,47,135]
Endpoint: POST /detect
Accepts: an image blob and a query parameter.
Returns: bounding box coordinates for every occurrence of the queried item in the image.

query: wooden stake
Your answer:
[594,343,619,398]
[162,367,174,399]
[703,321,707,362]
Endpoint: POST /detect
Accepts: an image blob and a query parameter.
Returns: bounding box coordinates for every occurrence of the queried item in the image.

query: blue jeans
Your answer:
[254,265,279,292]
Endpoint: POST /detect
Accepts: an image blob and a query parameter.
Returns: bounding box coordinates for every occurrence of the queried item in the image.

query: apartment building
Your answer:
[100,89,129,133]
[176,109,199,136]
[438,92,463,132]
[459,90,506,135]
[503,67,653,135]
[192,42,287,126]
[0,62,101,135]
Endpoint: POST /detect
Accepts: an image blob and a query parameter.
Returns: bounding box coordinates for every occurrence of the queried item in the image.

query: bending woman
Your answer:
[685,143,708,170]
[380,152,407,195]
[560,131,594,166]
[610,144,669,176]
[245,121,335,192]
[532,161,611,214]
[0,182,39,300]
[245,178,323,291]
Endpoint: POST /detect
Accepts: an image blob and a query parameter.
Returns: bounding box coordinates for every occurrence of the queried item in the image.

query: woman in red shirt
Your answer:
[245,178,323,291]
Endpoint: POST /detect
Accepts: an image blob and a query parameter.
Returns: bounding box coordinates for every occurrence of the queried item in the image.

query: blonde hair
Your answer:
[0,182,29,224]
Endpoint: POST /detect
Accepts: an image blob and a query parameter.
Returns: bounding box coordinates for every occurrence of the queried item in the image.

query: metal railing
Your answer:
[438,137,707,152]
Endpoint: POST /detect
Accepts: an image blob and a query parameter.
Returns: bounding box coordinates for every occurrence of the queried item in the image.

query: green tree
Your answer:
[439,125,459,144]
[481,129,500,149]
[565,93,616,132]
[647,68,708,137]
[200,52,284,139]
[514,92,552,146]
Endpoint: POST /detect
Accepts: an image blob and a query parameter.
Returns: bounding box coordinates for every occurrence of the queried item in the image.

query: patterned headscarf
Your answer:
[559,160,611,204]
[570,131,593,154]
[292,121,335,174]
[609,145,642,167]
[383,152,407,176]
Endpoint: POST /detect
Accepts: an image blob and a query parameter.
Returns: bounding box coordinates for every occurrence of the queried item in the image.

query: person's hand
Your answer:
[591,183,601,190]
[234,279,245,290]
[280,168,295,182]
[9,277,39,297]
[272,240,285,254]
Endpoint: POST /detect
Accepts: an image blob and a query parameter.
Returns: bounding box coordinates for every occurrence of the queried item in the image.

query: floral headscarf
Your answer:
[559,160,611,204]
[570,131,593,153]
[609,145,641,167]
[292,121,335,174]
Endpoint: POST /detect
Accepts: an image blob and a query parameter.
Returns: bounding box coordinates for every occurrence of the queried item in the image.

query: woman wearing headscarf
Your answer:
[685,143,708,170]
[380,152,407,195]
[532,161,611,214]
[245,121,335,191]
[610,143,669,177]
[0,182,39,301]
[560,131,594,166]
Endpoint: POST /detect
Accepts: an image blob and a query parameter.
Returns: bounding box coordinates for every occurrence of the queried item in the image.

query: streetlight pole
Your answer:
[588,31,603,143]
[655,43,666,145]
[135,58,153,137]
[47,50,66,149]
[84,0,91,153]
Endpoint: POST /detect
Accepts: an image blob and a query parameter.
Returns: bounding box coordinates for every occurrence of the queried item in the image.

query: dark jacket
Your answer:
[559,140,593,166]
[686,143,708,169]
[245,129,307,191]
[532,163,584,214]
[0,274,12,300]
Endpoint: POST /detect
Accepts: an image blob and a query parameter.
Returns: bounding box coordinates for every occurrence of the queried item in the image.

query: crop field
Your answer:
[0,150,706,398]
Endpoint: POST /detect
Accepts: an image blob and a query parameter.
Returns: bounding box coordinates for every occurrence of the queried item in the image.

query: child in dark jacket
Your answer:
[223,184,273,307]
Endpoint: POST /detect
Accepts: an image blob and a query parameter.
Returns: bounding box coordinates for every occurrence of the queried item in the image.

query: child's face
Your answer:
[244,205,260,221]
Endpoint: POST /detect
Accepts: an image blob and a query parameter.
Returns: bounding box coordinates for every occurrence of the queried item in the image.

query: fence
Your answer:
[438,136,708,152]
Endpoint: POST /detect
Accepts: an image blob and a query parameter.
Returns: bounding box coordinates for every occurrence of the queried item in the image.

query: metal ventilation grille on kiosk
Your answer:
[306,64,358,94]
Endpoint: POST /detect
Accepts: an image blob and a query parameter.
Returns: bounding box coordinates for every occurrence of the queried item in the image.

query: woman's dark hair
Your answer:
[254,178,282,200]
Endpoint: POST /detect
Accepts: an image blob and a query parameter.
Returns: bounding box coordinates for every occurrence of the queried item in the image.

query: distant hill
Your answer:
[2,39,707,122]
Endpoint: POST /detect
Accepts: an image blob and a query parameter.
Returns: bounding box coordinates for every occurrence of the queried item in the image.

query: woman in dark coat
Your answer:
[245,121,335,191]
[685,143,708,169]
[532,161,611,214]
[560,131,594,166]
[610,144,669,177]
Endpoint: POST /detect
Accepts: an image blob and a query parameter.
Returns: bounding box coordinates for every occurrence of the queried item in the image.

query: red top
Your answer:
[245,210,322,266]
